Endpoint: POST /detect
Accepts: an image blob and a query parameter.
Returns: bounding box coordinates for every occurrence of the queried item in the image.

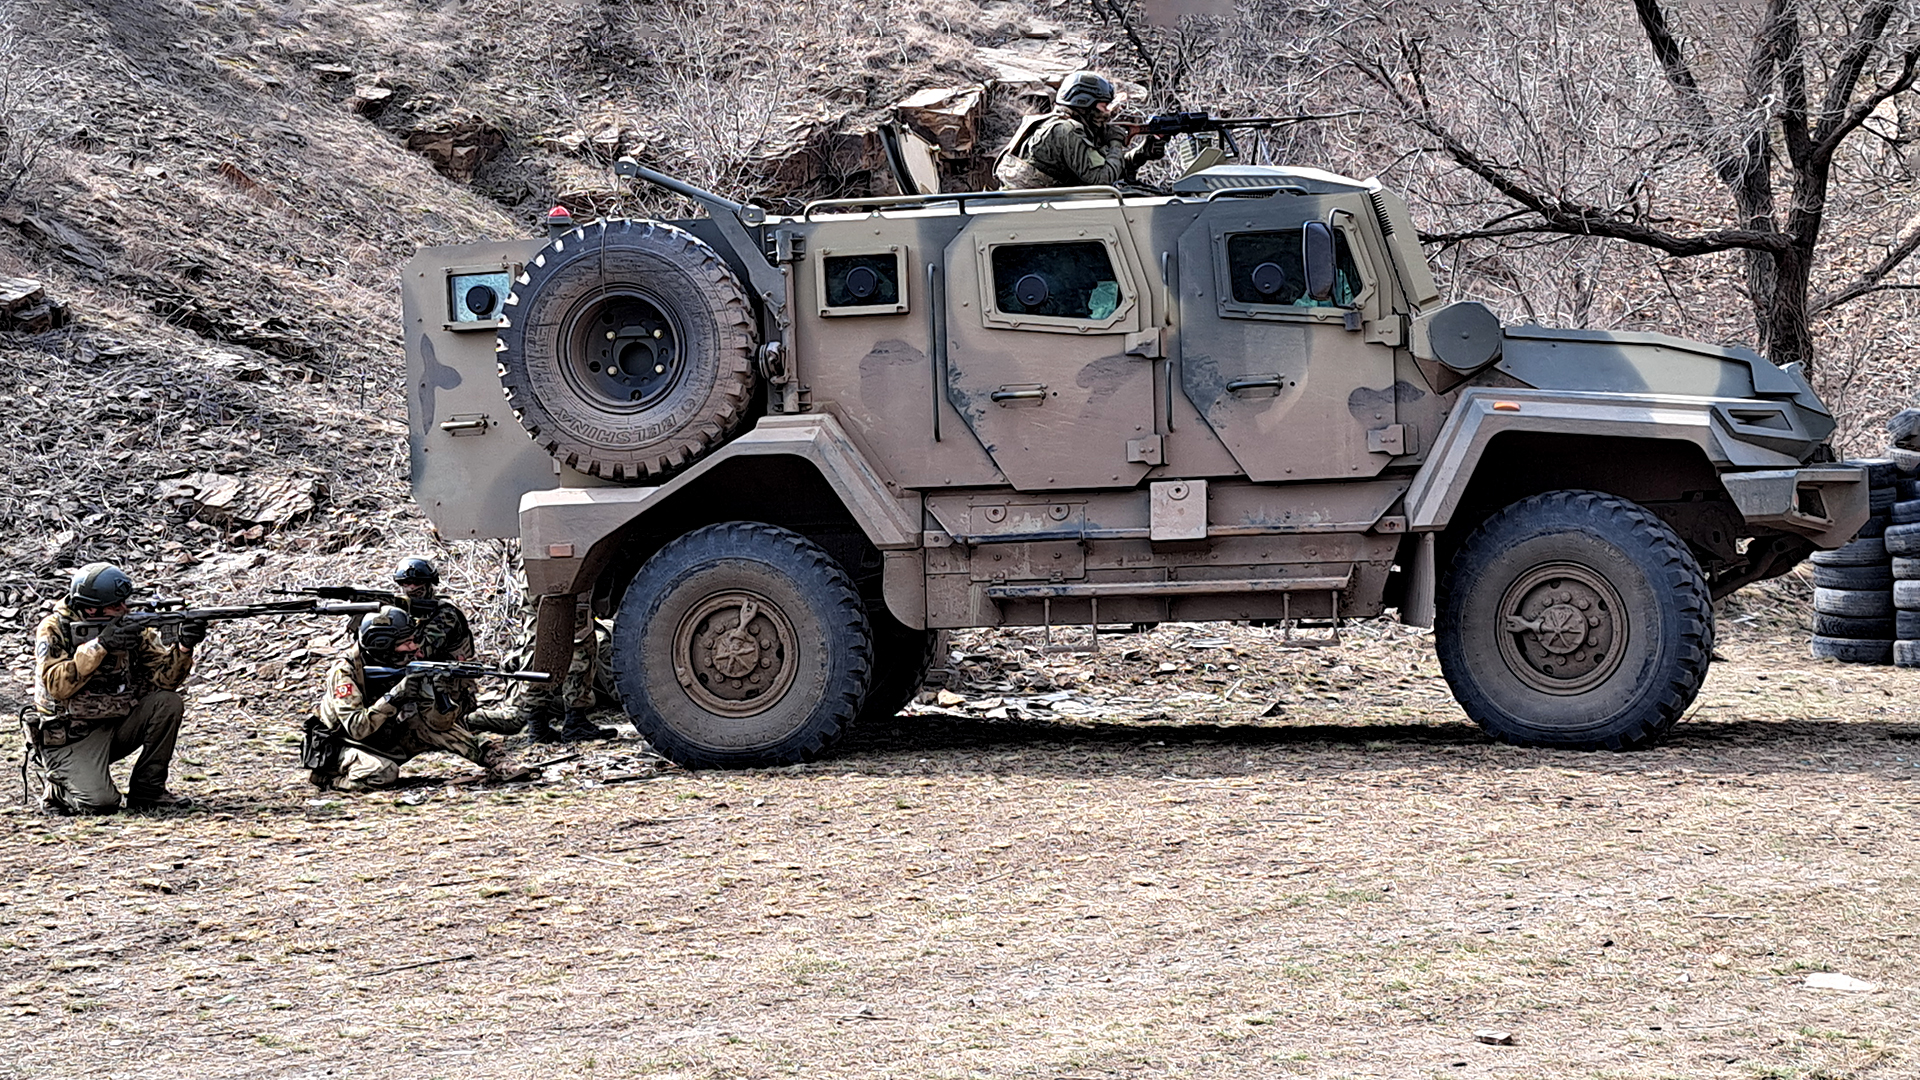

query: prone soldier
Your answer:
[30,563,203,814]
[304,606,508,791]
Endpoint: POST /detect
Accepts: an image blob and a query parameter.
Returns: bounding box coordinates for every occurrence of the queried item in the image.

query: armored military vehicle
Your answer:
[403,162,1866,767]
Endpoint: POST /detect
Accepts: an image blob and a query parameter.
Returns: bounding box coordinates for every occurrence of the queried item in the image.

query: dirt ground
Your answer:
[1,603,1916,1080]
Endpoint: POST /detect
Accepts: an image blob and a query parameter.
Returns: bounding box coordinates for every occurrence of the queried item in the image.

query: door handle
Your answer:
[1226,375,1284,394]
[990,385,1048,404]
[438,415,490,435]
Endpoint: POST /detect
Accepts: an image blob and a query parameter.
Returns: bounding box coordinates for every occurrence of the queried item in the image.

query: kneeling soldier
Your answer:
[307,606,506,791]
[31,563,204,814]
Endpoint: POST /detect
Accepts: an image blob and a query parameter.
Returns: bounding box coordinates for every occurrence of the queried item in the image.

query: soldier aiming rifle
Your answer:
[304,607,526,792]
[279,556,475,664]
[29,562,378,815]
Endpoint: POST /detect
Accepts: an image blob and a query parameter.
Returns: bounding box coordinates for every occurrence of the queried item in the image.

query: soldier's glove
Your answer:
[175,619,209,649]
[96,620,144,651]
[1131,135,1167,164]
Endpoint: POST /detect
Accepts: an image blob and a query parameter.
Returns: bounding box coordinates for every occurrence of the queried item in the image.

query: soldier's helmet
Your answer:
[1056,70,1116,110]
[358,606,415,658]
[68,563,135,609]
[392,556,439,586]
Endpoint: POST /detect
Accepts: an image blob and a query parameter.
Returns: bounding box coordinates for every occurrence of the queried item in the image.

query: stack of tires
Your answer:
[1886,409,1920,668]
[1810,458,1899,664]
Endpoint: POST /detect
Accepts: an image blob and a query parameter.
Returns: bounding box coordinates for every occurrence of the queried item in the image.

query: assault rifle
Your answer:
[363,660,554,684]
[1120,110,1360,161]
[72,597,383,646]
[272,585,408,608]
[363,660,554,716]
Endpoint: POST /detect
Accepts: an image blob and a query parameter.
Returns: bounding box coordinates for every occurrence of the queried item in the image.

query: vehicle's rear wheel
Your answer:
[613,522,872,768]
[1436,490,1713,750]
[496,218,756,481]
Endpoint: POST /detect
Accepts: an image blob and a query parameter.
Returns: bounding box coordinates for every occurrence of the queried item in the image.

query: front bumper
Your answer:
[1721,464,1870,548]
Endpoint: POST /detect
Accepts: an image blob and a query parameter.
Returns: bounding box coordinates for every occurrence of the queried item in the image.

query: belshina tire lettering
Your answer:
[496,217,755,482]
[1436,490,1713,750]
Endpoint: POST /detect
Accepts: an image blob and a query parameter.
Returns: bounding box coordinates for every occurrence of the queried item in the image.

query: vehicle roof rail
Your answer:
[801,185,1141,220]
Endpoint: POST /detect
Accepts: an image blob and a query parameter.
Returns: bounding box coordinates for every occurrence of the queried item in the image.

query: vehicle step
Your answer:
[984,572,1351,601]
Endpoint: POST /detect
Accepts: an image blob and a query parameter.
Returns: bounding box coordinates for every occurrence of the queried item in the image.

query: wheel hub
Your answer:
[674,591,798,717]
[1495,563,1626,695]
[562,292,683,409]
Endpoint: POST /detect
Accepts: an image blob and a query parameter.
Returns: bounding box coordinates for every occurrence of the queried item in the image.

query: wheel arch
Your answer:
[520,414,922,633]
[1403,390,1824,597]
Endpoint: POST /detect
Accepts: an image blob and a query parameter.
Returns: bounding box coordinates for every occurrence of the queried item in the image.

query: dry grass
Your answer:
[1,609,1915,1080]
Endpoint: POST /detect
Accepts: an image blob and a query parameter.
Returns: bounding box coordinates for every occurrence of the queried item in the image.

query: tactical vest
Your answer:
[995,113,1082,190]
[30,613,147,747]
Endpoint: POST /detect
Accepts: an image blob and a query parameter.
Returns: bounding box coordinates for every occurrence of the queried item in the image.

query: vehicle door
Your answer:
[942,207,1160,492]
[1176,195,1398,482]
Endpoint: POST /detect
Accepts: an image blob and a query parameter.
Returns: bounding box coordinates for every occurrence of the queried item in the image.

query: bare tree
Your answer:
[1338,0,1920,375]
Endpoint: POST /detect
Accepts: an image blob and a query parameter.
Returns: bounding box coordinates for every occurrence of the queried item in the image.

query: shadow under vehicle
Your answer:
[401,160,1866,767]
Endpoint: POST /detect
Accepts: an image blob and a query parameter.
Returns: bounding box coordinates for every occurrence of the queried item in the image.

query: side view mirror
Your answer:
[1302,220,1336,303]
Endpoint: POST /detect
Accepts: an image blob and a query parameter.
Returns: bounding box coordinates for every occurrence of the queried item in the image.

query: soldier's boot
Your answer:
[559,708,617,742]
[527,710,561,744]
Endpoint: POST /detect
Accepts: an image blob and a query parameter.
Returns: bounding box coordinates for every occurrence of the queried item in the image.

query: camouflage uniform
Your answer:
[308,647,497,791]
[403,590,478,715]
[995,110,1160,189]
[31,604,194,813]
[466,613,617,735]
[406,590,475,662]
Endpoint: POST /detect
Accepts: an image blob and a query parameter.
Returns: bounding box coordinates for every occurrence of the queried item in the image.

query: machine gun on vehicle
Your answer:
[1120,110,1360,166]
[362,660,554,716]
[71,597,383,646]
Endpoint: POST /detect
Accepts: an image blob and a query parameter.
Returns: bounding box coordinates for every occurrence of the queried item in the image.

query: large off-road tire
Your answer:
[1813,536,1889,566]
[497,218,756,481]
[612,522,872,768]
[1812,563,1894,591]
[1810,635,1892,664]
[1436,490,1712,751]
[856,612,941,726]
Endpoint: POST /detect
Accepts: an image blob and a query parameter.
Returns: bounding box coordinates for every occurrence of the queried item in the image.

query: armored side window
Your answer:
[991,241,1121,321]
[1225,230,1362,308]
[448,270,510,324]
[817,248,908,316]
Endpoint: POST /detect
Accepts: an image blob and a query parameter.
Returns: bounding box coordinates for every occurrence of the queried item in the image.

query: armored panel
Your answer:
[1175,195,1399,483]
[793,214,1004,492]
[404,239,560,539]
[942,207,1157,491]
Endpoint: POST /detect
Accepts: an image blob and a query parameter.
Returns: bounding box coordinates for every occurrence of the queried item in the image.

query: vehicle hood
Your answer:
[1492,324,1837,453]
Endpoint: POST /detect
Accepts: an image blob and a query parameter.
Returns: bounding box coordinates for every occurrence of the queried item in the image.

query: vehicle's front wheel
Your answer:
[1436,490,1713,750]
[613,522,873,768]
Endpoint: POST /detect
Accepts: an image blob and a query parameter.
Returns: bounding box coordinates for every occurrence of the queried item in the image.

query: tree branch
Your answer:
[1344,39,1792,258]
[1812,39,1920,162]
[1812,214,1920,313]
[1633,0,1742,189]
[1813,0,1900,150]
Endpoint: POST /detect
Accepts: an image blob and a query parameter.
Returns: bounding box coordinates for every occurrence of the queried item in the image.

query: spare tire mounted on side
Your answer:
[497,218,756,481]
